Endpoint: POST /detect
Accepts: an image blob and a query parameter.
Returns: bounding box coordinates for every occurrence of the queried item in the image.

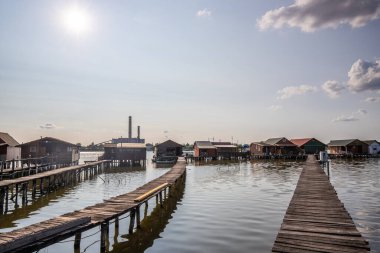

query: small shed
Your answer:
[327,139,369,155]
[0,132,21,161]
[363,140,380,155]
[18,137,79,165]
[154,140,183,157]
[103,143,146,162]
[291,138,326,154]
[194,141,217,158]
[211,142,238,158]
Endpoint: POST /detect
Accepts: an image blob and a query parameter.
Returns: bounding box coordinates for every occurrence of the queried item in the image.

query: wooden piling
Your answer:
[74,232,81,249]
[100,222,107,252]
[129,209,136,234]
[136,205,141,228]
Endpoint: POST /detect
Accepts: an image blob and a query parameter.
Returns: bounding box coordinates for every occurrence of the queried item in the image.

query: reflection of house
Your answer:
[103,143,146,162]
[251,137,300,156]
[327,139,368,155]
[363,140,380,155]
[194,141,217,158]
[211,142,238,158]
[155,140,182,157]
[0,132,21,161]
[291,138,326,154]
[18,137,79,164]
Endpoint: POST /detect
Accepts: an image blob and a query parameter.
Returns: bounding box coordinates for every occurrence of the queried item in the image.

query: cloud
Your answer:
[196,8,212,17]
[365,96,380,102]
[332,115,359,122]
[40,123,57,129]
[347,59,380,92]
[321,80,345,98]
[277,85,317,99]
[357,109,368,115]
[268,105,283,111]
[258,0,380,32]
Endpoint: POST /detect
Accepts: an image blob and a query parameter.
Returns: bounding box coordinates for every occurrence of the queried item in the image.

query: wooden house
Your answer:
[264,137,300,155]
[154,140,183,157]
[103,143,146,164]
[18,137,79,165]
[327,139,369,155]
[363,140,380,155]
[290,138,326,154]
[194,141,217,158]
[211,142,238,158]
[250,141,274,156]
[0,132,21,161]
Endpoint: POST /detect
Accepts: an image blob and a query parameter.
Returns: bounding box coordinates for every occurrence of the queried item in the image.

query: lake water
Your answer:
[0,153,378,252]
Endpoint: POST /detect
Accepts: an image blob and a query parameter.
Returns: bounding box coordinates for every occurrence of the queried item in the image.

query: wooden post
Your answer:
[159,191,163,207]
[74,232,81,249]
[40,178,44,195]
[32,180,37,199]
[156,194,158,205]
[100,222,107,252]
[129,209,136,234]
[5,186,9,213]
[15,184,19,208]
[144,201,148,218]
[136,205,141,228]
[0,187,5,214]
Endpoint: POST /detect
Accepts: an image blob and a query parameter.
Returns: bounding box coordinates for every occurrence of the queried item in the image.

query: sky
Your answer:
[1,0,380,145]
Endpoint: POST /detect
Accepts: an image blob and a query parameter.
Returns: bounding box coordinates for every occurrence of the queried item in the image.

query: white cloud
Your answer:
[357,109,368,115]
[365,96,380,102]
[277,85,317,99]
[321,80,345,98]
[332,115,359,122]
[347,59,380,92]
[40,123,57,129]
[268,105,283,111]
[258,0,380,32]
[196,8,212,17]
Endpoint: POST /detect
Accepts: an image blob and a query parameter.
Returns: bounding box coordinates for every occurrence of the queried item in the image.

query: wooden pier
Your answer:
[272,155,370,252]
[0,158,186,253]
[0,161,110,214]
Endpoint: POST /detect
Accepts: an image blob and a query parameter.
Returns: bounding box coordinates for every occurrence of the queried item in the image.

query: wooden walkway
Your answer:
[272,155,370,253]
[0,158,186,253]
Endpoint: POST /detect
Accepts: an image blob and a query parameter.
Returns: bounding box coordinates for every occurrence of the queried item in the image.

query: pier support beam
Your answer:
[129,209,136,234]
[100,222,107,252]
[74,232,81,250]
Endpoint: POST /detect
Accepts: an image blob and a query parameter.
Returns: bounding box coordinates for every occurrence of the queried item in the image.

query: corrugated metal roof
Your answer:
[265,137,286,145]
[213,145,237,148]
[155,139,182,148]
[116,143,146,148]
[251,141,273,147]
[194,141,216,149]
[0,132,19,146]
[327,139,358,146]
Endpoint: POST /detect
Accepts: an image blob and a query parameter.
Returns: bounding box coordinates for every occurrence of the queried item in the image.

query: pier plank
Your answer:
[272,155,370,252]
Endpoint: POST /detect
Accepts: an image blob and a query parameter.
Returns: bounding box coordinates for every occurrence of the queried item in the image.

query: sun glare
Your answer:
[61,5,91,35]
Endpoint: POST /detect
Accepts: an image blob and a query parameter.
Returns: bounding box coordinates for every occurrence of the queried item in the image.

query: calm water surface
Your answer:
[0,154,378,253]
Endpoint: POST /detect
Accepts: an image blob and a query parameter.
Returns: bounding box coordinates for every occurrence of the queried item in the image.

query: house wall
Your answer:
[303,140,326,154]
[194,146,217,157]
[216,147,238,157]
[156,146,182,157]
[6,146,21,160]
[20,141,78,163]
[103,147,146,160]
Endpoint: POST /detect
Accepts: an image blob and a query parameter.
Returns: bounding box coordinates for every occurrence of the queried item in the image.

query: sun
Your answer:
[61,5,91,35]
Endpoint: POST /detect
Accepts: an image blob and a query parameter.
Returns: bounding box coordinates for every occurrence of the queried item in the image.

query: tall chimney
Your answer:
[128,116,132,138]
[137,126,140,139]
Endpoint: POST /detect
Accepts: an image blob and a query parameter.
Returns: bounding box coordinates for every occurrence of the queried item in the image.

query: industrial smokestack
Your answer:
[137,126,140,139]
[128,116,132,138]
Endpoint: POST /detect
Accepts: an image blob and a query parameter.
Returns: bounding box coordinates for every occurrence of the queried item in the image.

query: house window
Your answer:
[67,147,72,152]
[30,146,36,152]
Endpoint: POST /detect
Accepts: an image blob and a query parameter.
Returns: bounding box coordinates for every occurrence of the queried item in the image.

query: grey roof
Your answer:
[265,137,286,145]
[194,141,216,149]
[251,141,273,147]
[18,137,76,147]
[155,139,182,148]
[0,132,19,146]
[327,139,358,146]
[363,140,380,145]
